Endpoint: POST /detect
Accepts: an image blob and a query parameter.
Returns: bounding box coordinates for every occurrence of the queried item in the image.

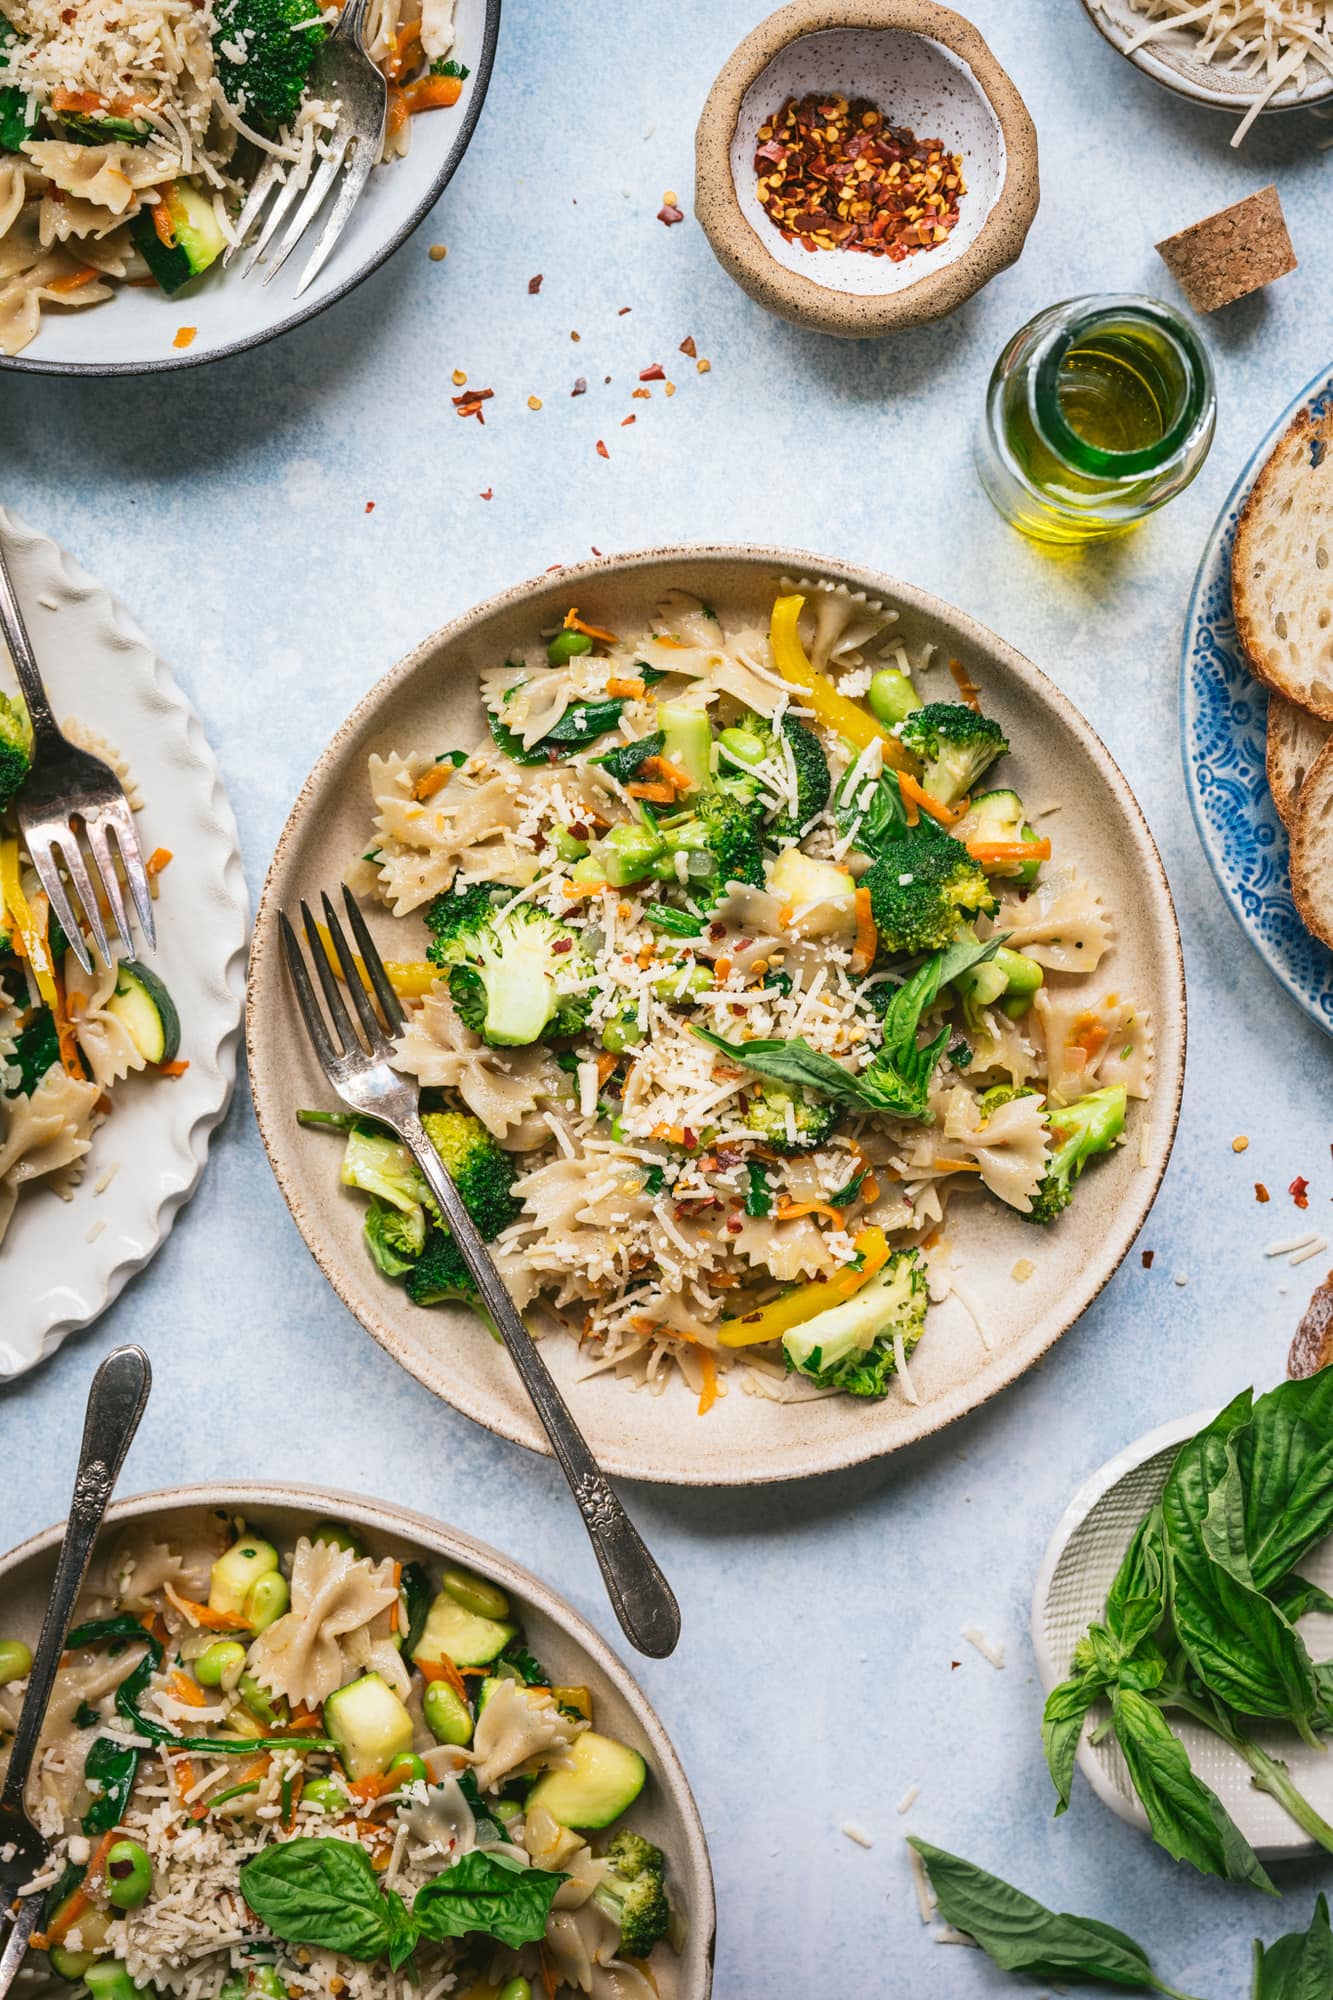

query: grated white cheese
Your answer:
[908,1841,935,1923]
[961,1624,1006,1669]
[1290,1237,1331,1266]
[896,1782,921,1816]
[840,1821,875,1848]
[1266,1231,1320,1258]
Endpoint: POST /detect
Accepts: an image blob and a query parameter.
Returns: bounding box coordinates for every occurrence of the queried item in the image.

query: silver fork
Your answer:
[282,887,682,1661]
[0,1346,151,1996]
[226,0,387,299]
[0,532,155,977]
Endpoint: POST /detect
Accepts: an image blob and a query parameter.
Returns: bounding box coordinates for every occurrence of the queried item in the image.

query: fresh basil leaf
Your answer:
[834,763,908,857]
[827,1168,867,1208]
[1237,1375,1333,1593]
[412,1850,565,1950]
[1270,1575,1333,1622]
[907,1839,1174,1989]
[82,1735,140,1834]
[1111,1689,1276,1894]
[1042,1673,1107,1815]
[1253,1893,1333,2000]
[693,1025,864,1101]
[240,1838,397,1960]
[1106,1509,1168,1658]
[500,1638,550,1687]
[593,730,663,785]
[400,1561,432,1659]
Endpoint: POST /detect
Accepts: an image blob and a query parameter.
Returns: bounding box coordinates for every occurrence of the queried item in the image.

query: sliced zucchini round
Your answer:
[107,961,180,1066]
[524,1729,646,1830]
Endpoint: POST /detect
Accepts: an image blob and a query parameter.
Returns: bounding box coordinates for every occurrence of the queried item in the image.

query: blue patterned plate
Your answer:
[1181,364,1333,1039]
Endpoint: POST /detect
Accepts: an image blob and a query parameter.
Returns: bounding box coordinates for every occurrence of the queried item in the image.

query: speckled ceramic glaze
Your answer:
[1181,363,1333,1040]
[0,1483,716,1997]
[1081,0,1333,118]
[246,545,1186,1489]
[694,0,1038,337]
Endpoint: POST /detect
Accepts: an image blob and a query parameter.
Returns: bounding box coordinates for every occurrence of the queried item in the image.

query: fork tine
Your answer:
[280,912,339,1072]
[340,884,405,1034]
[261,132,349,287]
[300,898,357,1054]
[25,834,92,976]
[241,157,315,277]
[98,798,156,952]
[83,818,133,962]
[293,131,379,297]
[226,154,285,262]
[321,891,390,1054]
[55,827,114,968]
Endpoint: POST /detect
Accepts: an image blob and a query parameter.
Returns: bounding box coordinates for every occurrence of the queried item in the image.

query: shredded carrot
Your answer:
[48,263,100,294]
[606,676,646,699]
[389,1562,401,1635]
[159,1059,190,1077]
[899,773,968,827]
[626,781,674,802]
[151,198,177,249]
[42,1832,118,1941]
[402,72,461,110]
[418,1652,470,1704]
[349,1772,398,1803]
[413,762,454,802]
[696,1350,719,1416]
[949,657,982,710]
[169,1669,206,1707]
[713,956,732,983]
[595,1050,618,1086]
[173,1756,207,1820]
[382,15,420,77]
[386,83,408,134]
[282,1771,303,1831]
[861,1175,880,1204]
[563,607,618,644]
[287,1708,323,1732]
[708,1271,740,1288]
[145,846,173,876]
[650,1122,688,1145]
[162,1586,246,1631]
[932,1157,984,1173]
[562,879,608,901]
[775,1200,846,1225]
[850,885,877,974]
[1071,1016,1108,1061]
[539,1947,559,2000]
[966,837,1052,866]
[640,754,693,791]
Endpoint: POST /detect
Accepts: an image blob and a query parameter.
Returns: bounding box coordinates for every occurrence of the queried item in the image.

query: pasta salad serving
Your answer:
[0,0,469,356]
[0,688,182,1243]
[1,1514,681,1998]
[304,583,1152,1416]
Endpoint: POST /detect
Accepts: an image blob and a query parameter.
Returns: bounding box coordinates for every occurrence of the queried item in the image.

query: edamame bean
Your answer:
[716,726,765,767]
[388,1752,427,1786]
[245,1572,290,1633]
[48,1945,97,1979]
[498,1980,532,2000]
[0,1639,31,1683]
[650,961,711,1004]
[195,1641,246,1690]
[423,1679,474,1748]
[441,1567,510,1622]
[105,1838,152,1911]
[549,826,590,863]
[309,1520,362,1555]
[301,1776,345,1813]
[493,1798,522,1825]
[249,1970,286,1998]
[547,629,593,666]
[219,1981,248,2000]
[238,1674,286,1726]
[601,1009,644,1055]
[867,668,920,727]
[84,1966,142,2000]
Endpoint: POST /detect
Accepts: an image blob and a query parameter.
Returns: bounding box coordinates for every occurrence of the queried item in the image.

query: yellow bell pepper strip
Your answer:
[314,920,438,1001]
[718,1226,890,1348]
[1,837,59,1012]
[769,595,916,772]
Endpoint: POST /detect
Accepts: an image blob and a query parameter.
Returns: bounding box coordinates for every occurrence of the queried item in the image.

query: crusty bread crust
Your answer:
[1233,404,1333,723]
[1266,691,1332,829]
[1289,1271,1333,1380]
[1289,735,1333,948]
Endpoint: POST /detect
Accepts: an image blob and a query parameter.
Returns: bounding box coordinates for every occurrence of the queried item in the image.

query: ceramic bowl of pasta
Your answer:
[0,1485,714,1998]
[247,546,1186,1488]
[0,0,498,372]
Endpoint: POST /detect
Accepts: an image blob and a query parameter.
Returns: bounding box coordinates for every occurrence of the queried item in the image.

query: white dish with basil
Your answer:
[0,1496,701,1999]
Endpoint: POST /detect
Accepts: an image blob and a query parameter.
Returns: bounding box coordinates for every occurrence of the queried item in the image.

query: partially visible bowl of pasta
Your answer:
[0,0,498,373]
[247,546,1186,1488]
[0,1482,715,1997]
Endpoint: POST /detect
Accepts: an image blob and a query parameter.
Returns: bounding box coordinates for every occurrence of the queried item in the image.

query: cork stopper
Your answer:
[1156,185,1296,313]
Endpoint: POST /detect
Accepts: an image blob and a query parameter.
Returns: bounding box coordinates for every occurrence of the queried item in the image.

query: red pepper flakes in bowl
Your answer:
[754,92,965,259]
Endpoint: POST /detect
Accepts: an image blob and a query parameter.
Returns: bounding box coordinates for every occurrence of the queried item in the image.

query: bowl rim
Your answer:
[0,1479,717,1988]
[1078,0,1333,114]
[244,539,1188,1487]
[692,0,1040,338]
[0,0,502,379]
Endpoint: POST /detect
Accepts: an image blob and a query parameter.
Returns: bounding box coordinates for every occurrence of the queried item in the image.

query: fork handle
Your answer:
[1,1348,151,1813]
[0,531,59,746]
[397,1113,680,1660]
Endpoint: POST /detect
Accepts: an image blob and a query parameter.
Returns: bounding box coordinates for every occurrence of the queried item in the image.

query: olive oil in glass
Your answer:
[977,296,1216,545]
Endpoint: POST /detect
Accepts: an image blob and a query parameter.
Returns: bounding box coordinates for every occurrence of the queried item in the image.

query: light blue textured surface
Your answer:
[3,0,1333,1988]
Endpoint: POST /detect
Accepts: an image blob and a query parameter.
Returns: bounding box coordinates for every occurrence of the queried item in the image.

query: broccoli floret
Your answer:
[405,1230,475,1307]
[661,790,765,896]
[429,894,592,1045]
[741,1078,838,1155]
[783,1247,927,1398]
[340,1112,518,1297]
[898,702,1008,807]
[364,1197,426,1278]
[864,820,995,956]
[421,1109,520,1242]
[211,0,328,125]
[0,691,31,810]
[592,1831,670,1960]
[1022,1085,1127,1226]
[717,712,830,837]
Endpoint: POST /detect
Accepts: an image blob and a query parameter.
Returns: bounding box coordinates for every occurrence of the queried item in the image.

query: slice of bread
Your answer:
[1288,1270,1333,1379]
[1289,735,1333,947]
[1233,404,1333,722]
[1266,692,1332,828]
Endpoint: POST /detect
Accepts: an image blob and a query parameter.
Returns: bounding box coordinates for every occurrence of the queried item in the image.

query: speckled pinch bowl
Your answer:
[1080,0,1333,121]
[0,1483,716,1995]
[693,0,1039,339]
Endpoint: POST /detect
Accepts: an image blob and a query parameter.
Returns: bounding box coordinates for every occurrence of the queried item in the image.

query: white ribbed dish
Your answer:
[0,509,247,1376]
[1032,1409,1333,1860]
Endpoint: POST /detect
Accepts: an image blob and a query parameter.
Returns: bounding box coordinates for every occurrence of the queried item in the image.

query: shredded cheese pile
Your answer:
[1095,0,1333,143]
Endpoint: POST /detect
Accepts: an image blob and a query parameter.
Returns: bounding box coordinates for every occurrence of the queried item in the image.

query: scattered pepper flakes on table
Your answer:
[1232,1135,1250,1153]
[428,243,447,261]
[527,273,542,293]
[571,377,587,396]
[1141,1249,1154,1268]
[479,488,492,500]
[657,201,684,225]
[571,330,581,342]
[754,93,965,258]
[631,387,650,400]
[621,415,636,426]
[364,501,375,514]
[1256,1183,1270,1202]
[453,386,493,422]
[664,381,676,397]
[527,395,542,410]
[640,363,665,381]
[1291,1177,1311,1209]
[679,335,697,356]
[595,440,609,459]
[696,357,711,374]
[172,326,196,349]
[451,367,466,385]
[618,305,631,315]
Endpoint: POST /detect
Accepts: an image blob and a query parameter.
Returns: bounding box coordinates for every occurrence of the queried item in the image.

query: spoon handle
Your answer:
[1,1347,151,1811]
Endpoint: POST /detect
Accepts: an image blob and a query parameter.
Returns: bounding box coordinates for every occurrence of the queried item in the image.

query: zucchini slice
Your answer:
[107,961,180,1066]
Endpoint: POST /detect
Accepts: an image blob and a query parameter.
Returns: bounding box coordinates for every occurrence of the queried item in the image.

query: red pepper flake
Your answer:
[950,1660,961,1672]
[679,335,697,357]
[590,546,602,556]
[708,923,726,942]
[658,203,684,225]
[570,330,581,342]
[753,92,966,261]
[1291,1176,1311,1209]
[639,363,665,381]
[571,377,587,396]
[1141,1249,1154,1268]
[527,273,542,293]
[364,501,375,514]
[621,415,636,426]
[631,387,650,400]
[452,386,493,422]
[551,937,573,955]
[595,440,609,459]
[479,488,493,500]
[618,305,631,315]
[1255,1183,1271,1203]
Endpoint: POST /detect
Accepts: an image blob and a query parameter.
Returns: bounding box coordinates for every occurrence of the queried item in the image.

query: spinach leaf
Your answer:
[73,1701,101,1730]
[7,1008,60,1097]
[826,1168,866,1208]
[0,13,35,154]
[500,1638,550,1687]
[83,1735,140,1834]
[240,1838,406,1964]
[1111,1689,1276,1894]
[593,730,663,785]
[907,1839,1197,1993]
[1253,1894,1333,2000]
[400,1561,432,1659]
[456,1767,507,1846]
[412,1850,565,1951]
[542,698,625,745]
[487,711,556,766]
[69,1617,334,1756]
[744,1162,771,1218]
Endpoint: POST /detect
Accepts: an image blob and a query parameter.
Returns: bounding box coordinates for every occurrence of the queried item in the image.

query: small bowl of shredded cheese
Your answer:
[1082,0,1333,146]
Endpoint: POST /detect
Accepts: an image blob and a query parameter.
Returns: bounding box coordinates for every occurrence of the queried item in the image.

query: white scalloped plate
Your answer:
[0,509,247,1376]
[1032,1410,1333,1859]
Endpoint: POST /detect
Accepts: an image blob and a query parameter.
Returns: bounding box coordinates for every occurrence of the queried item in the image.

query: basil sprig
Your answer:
[240,1837,564,1966]
[1042,1374,1333,1887]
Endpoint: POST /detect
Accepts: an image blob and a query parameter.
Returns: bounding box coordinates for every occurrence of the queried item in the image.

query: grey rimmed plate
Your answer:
[246,544,1186,1488]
